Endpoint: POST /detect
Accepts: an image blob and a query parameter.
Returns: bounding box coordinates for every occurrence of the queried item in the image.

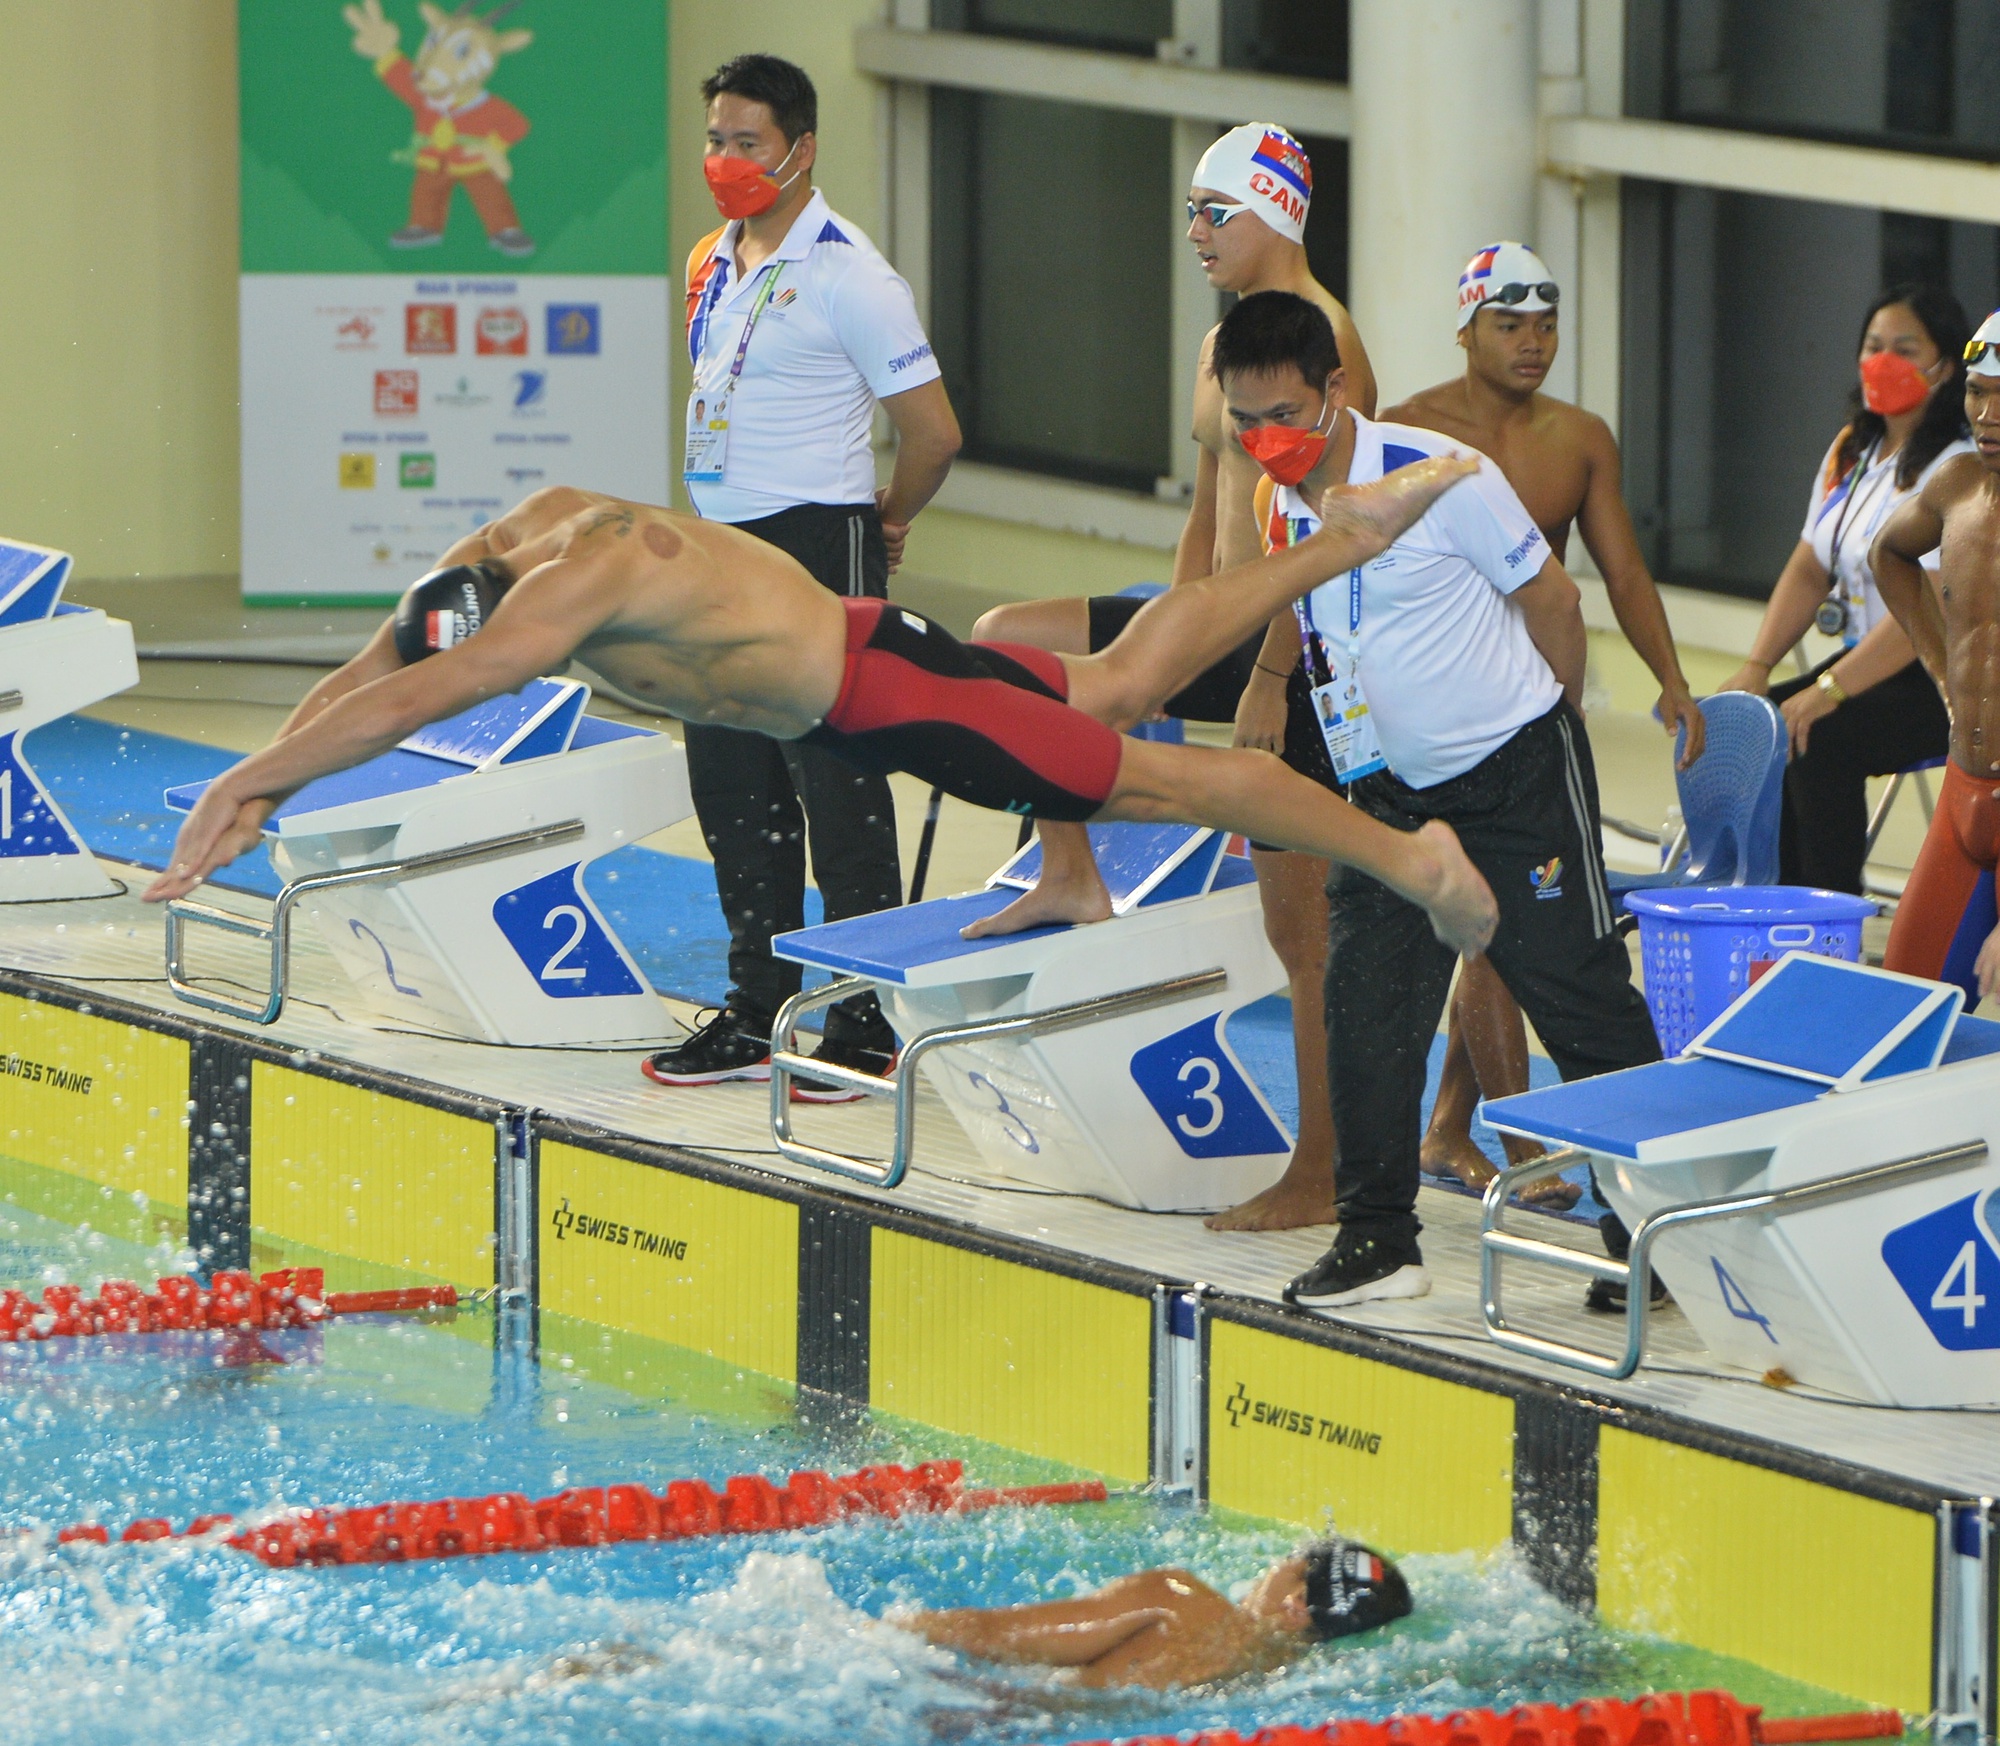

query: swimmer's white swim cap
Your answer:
[1967,308,2000,378]
[1457,241,1560,331]
[1192,124,1312,244]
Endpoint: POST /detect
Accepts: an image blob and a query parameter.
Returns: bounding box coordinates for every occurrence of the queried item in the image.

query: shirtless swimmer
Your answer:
[897,1535,1409,1690]
[142,477,1498,967]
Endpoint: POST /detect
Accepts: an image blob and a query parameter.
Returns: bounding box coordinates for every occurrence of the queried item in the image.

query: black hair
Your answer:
[1836,282,1972,489]
[701,54,818,144]
[1211,290,1343,389]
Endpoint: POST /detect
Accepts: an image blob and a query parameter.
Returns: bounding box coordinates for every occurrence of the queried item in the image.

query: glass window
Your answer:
[1626,0,2000,158]
[1619,180,1999,597]
[935,0,1173,56]
[1221,0,1349,82]
[930,90,1173,491]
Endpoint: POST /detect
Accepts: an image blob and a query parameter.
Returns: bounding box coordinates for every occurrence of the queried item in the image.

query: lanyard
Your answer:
[1823,439,1885,590]
[705,260,786,394]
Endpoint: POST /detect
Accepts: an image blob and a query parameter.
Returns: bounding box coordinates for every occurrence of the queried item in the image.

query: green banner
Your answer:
[241,0,666,276]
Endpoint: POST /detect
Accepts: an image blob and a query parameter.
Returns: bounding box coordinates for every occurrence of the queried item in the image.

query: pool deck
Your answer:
[11,865,1997,1506]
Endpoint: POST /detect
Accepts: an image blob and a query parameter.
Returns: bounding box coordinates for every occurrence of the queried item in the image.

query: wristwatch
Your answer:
[1816,670,1848,707]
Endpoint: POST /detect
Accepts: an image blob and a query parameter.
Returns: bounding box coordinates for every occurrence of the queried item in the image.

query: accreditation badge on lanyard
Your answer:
[683,262,785,485]
[1308,566,1388,783]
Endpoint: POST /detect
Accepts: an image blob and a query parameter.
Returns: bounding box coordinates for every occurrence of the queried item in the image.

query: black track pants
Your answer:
[1323,703,1662,1250]
[682,502,902,1045]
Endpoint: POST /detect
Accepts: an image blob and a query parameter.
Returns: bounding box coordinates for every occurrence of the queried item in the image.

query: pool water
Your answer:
[0,1191,1860,1745]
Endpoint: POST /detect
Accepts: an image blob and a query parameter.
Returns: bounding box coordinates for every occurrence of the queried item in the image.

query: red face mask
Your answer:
[704,140,803,220]
[1239,390,1334,486]
[1860,348,1933,417]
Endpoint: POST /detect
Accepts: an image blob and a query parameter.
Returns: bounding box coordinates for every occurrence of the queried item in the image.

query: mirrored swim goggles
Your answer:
[1187,198,1252,227]
[1483,281,1561,308]
[1965,338,2000,369]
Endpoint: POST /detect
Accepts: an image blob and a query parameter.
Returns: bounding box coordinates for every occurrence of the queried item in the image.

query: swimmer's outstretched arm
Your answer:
[900,1594,1171,1669]
[141,554,607,902]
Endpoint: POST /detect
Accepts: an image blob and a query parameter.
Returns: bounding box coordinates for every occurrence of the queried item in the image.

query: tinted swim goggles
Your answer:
[1484,281,1561,308]
[1187,198,1252,227]
[1964,338,2000,367]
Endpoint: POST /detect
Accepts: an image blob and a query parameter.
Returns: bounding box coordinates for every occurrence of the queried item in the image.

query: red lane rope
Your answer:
[1050,1692,1903,1746]
[0,1268,455,1341]
[40,1460,1109,1565]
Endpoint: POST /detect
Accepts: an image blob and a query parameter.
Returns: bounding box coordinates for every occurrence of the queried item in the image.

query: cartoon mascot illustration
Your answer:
[343,0,536,257]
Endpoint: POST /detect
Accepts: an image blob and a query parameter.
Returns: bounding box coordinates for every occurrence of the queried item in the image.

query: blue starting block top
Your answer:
[775,852,1257,985]
[1486,952,1998,1159]
[0,541,73,628]
[164,681,652,827]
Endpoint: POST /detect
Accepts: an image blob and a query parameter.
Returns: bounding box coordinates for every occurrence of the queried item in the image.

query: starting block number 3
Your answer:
[1129,1015,1287,1160]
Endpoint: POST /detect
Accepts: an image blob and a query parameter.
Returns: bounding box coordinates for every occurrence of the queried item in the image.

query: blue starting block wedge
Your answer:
[165,679,689,1047]
[0,541,139,900]
[988,823,1226,915]
[1480,952,2000,1406]
[772,825,1288,1212]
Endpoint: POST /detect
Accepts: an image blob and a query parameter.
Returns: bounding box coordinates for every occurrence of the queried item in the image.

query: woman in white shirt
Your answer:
[1720,284,1972,893]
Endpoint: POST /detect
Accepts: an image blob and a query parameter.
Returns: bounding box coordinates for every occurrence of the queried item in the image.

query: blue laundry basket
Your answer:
[1624,885,1877,1055]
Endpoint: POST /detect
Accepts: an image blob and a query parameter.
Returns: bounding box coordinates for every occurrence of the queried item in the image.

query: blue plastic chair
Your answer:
[1606,691,1786,897]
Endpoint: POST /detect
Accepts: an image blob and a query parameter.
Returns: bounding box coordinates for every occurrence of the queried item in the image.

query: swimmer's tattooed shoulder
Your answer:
[579,506,636,538]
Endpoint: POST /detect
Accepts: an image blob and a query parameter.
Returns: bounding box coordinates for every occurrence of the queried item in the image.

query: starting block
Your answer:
[770,823,1292,1212]
[1480,952,2000,1406]
[163,679,689,1046]
[0,542,138,900]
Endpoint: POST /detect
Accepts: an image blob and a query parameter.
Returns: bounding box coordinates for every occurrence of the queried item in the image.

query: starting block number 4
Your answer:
[1129,1015,1287,1160]
[1709,1255,1776,1343]
[1882,1189,2000,1352]
[492,863,644,1000]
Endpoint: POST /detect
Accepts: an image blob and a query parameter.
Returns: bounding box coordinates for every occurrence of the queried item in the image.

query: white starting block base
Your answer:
[0,543,138,901]
[1486,953,2000,1407]
[168,680,690,1047]
[776,825,1292,1213]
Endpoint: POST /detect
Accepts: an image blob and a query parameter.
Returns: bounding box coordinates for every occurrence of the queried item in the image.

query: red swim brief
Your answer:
[1883,758,2000,1000]
[799,599,1124,822]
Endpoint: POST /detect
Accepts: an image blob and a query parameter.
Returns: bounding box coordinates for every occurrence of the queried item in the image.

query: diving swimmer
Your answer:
[897,1537,1410,1690]
[142,480,1498,970]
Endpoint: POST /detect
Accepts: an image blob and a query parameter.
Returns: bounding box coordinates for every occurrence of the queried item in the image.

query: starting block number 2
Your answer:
[492,864,644,1000]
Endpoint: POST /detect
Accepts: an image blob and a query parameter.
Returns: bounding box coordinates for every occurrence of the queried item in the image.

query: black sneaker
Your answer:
[1284,1230,1430,1311]
[789,1036,898,1105]
[1584,1271,1670,1314]
[641,1009,772,1088]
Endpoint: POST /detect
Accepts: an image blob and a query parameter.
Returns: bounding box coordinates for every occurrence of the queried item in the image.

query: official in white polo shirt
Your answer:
[1210,292,1660,1311]
[647,54,961,1097]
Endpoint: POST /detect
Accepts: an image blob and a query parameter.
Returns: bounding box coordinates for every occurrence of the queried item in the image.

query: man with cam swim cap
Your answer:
[1383,242,1701,1299]
[666,53,962,1102]
[1871,306,2000,1005]
[968,122,1377,1234]
[900,1535,1410,1689]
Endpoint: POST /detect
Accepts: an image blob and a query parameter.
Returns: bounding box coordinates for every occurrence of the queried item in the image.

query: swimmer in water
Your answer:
[895,1536,1410,1690]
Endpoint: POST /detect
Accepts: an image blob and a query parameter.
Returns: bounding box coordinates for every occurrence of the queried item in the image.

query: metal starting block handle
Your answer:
[1478,1139,1989,1380]
[769,967,1229,1190]
[164,819,585,1025]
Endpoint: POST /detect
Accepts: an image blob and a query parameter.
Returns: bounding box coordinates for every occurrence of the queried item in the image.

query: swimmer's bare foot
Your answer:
[962,821,1115,937]
[1419,1131,1582,1208]
[1204,1166,1339,1232]
[961,873,1113,938]
[1409,821,1497,956]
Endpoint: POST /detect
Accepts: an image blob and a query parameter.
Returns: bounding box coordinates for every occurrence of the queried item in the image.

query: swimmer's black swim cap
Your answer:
[392,561,507,664]
[1302,1537,1411,1641]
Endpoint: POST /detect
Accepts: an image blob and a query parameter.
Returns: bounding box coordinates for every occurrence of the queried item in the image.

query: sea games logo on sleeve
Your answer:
[547,1197,688,1262]
[1220,1380,1382,1453]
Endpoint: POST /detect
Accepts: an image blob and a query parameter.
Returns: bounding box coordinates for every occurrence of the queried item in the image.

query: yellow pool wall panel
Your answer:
[1206,1319,1513,1553]
[1597,1427,1933,1712]
[249,1063,495,1290]
[0,993,189,1212]
[538,1141,797,1386]
[868,1230,1150,1484]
